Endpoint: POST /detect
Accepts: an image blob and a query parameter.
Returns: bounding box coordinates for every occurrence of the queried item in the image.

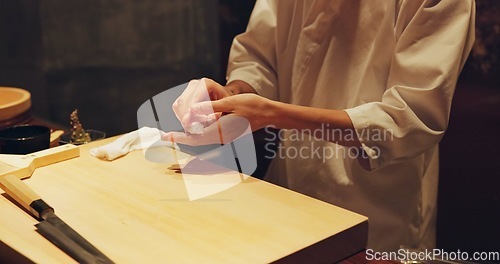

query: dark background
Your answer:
[1,0,498,255]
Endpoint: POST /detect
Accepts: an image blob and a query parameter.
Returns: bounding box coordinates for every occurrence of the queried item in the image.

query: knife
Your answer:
[0,145,113,263]
[0,174,114,264]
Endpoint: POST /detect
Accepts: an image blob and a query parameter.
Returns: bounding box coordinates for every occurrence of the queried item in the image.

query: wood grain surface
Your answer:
[0,136,367,263]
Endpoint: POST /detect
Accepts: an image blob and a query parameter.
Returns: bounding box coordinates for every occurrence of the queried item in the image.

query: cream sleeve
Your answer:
[226,0,279,100]
[345,0,476,170]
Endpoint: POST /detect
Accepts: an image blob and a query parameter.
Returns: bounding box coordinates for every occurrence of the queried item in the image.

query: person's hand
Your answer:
[192,93,273,130]
[172,78,231,131]
[163,93,275,146]
[162,115,252,145]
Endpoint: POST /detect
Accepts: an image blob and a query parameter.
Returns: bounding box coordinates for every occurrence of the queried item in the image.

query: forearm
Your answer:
[225,80,360,147]
[268,101,361,148]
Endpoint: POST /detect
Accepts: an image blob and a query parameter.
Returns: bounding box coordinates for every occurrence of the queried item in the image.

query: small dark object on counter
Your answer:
[0,125,50,154]
[70,109,91,144]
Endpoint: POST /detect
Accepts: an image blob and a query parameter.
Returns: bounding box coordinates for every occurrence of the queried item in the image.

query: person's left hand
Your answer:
[162,93,274,145]
[172,78,231,132]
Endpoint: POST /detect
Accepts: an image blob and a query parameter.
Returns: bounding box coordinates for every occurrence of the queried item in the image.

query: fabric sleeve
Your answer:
[345,0,476,170]
[226,0,279,100]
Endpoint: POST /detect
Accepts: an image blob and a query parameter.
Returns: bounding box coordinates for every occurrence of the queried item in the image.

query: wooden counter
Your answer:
[0,137,367,263]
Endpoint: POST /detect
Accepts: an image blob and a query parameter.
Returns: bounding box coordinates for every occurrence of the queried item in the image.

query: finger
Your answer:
[211,98,235,113]
[161,131,177,142]
[161,131,199,145]
[190,99,233,116]
[203,113,222,126]
[180,112,222,135]
[189,112,221,126]
[183,97,230,130]
[190,101,214,116]
[204,78,224,100]
[180,110,208,130]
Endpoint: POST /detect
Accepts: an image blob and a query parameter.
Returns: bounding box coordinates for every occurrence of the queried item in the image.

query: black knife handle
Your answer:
[30,199,55,220]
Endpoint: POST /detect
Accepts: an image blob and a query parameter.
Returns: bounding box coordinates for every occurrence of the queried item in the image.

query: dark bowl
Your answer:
[0,125,50,154]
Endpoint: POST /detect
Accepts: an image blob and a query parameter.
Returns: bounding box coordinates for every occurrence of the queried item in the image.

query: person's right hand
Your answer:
[163,93,275,146]
[172,78,231,131]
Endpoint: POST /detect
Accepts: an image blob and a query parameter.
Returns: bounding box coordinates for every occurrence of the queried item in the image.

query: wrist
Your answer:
[263,99,283,129]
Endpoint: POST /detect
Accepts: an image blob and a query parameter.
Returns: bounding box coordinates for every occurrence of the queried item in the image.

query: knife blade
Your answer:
[0,174,113,264]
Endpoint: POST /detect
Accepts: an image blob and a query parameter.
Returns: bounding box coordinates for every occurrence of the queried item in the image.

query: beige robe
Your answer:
[227,0,475,251]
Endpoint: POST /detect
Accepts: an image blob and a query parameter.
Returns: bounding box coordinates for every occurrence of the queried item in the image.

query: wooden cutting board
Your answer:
[0,136,368,263]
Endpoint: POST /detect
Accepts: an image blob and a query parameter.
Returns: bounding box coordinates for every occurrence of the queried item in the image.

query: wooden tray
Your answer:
[0,87,31,129]
[0,137,367,263]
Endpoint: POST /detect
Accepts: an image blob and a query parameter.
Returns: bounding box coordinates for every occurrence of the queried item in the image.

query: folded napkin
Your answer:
[89,127,177,161]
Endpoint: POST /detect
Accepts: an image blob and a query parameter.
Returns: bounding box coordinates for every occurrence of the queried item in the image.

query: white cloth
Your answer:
[89,127,176,161]
[227,0,475,251]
